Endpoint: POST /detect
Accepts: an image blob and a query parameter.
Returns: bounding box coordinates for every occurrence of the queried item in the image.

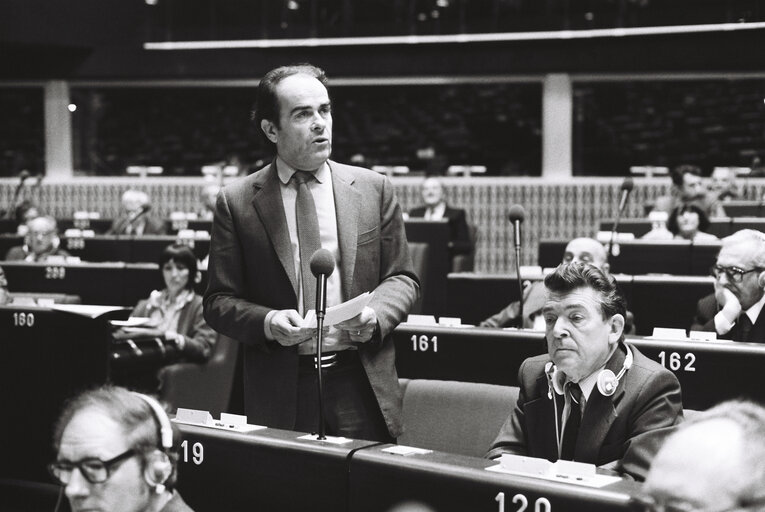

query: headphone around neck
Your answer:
[545,344,634,400]
[132,392,174,495]
[545,345,633,459]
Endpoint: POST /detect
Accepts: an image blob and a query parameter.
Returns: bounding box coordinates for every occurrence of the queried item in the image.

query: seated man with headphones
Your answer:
[691,229,765,343]
[486,262,683,481]
[49,385,194,512]
[4,215,70,262]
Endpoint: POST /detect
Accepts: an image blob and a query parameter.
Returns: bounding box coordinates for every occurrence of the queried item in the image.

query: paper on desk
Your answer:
[301,291,374,328]
[51,304,130,319]
[485,455,622,488]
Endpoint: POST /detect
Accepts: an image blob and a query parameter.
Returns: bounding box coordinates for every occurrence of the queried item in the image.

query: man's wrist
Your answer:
[264,310,277,340]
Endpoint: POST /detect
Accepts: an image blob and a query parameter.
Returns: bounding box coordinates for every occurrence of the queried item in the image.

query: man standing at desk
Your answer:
[691,229,765,343]
[204,64,419,442]
[487,263,682,480]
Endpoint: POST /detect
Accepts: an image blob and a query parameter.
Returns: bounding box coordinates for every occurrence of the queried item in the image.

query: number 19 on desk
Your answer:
[411,335,438,353]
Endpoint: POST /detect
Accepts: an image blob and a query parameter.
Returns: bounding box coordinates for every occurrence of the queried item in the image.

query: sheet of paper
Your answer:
[382,445,432,456]
[301,291,374,328]
[51,304,130,319]
[485,464,622,488]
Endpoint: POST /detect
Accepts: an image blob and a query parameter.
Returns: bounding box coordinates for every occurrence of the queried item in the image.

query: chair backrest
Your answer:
[407,242,429,315]
[159,334,239,417]
[398,378,519,458]
[451,223,478,273]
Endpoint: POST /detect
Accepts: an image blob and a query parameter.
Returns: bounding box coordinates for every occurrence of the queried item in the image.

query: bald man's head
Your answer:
[643,402,765,511]
[562,238,609,273]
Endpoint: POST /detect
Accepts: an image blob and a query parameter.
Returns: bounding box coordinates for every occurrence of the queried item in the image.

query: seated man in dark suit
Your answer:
[408,177,472,268]
[108,189,166,236]
[5,215,71,262]
[486,262,683,481]
[481,237,634,332]
[691,229,765,343]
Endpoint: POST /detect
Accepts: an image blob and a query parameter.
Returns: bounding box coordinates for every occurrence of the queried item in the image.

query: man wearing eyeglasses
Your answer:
[637,400,765,512]
[691,229,765,343]
[49,385,194,512]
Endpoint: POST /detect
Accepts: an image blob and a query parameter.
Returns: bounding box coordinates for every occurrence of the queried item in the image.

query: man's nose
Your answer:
[64,468,90,499]
[552,317,569,337]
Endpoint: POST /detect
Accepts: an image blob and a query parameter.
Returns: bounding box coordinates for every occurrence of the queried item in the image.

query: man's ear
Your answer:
[758,270,765,288]
[260,119,278,144]
[600,262,610,275]
[608,313,625,345]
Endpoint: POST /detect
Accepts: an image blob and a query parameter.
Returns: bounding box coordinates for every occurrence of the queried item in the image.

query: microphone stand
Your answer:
[513,226,525,329]
[314,275,327,440]
[608,190,628,261]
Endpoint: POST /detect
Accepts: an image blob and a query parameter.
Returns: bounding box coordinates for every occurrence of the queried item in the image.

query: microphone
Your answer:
[126,204,151,225]
[617,177,634,214]
[310,248,335,319]
[309,248,335,440]
[608,178,634,258]
[508,204,525,251]
[507,205,526,328]
[6,170,31,219]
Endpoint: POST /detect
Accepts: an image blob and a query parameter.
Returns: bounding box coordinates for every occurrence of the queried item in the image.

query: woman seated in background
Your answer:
[668,204,719,242]
[132,243,216,363]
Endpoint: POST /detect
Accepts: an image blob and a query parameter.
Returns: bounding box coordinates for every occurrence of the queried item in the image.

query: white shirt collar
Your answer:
[563,345,619,402]
[746,292,765,324]
[275,156,329,185]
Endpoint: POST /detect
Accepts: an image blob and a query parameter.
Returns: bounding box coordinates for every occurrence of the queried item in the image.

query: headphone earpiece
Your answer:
[545,362,566,398]
[596,370,619,396]
[595,345,634,396]
[132,393,174,493]
[143,450,173,491]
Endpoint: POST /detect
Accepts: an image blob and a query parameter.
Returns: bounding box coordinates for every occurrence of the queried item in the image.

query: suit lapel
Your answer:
[329,161,360,299]
[575,344,627,463]
[747,309,765,343]
[252,163,298,296]
[526,374,560,462]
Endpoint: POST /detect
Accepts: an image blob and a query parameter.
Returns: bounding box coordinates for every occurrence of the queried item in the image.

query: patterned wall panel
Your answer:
[3,177,765,272]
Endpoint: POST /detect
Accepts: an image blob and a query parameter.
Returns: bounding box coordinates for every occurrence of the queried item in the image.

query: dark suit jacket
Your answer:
[4,245,71,262]
[692,292,765,343]
[486,343,683,481]
[409,204,472,256]
[133,293,216,363]
[203,160,419,437]
[107,213,166,235]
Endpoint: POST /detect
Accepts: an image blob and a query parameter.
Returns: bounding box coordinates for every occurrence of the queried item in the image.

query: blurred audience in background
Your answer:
[709,167,741,203]
[14,200,40,236]
[198,184,220,221]
[5,216,70,262]
[667,204,719,242]
[0,265,9,305]
[650,164,725,218]
[409,176,473,270]
[108,190,166,236]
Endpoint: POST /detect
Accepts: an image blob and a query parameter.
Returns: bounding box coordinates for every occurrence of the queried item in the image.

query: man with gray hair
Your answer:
[638,400,765,511]
[692,229,765,343]
[49,385,194,512]
[108,189,166,236]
